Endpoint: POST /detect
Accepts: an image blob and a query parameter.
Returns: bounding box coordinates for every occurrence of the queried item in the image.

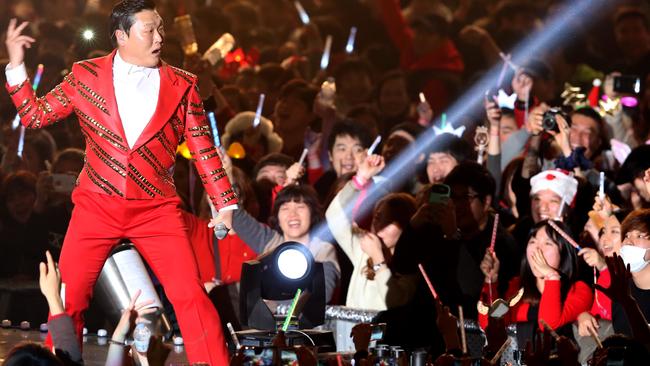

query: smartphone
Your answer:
[52,173,77,193]
[370,323,386,341]
[613,75,641,94]
[429,184,450,204]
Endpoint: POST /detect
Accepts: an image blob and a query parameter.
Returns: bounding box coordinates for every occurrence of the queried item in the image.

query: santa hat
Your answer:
[530,169,578,206]
[588,79,601,107]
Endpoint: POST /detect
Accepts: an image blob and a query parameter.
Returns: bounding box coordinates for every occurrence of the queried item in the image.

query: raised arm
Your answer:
[5,19,76,129]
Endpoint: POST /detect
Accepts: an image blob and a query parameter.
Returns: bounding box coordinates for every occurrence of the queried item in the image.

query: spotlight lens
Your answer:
[83,30,94,40]
[277,248,308,280]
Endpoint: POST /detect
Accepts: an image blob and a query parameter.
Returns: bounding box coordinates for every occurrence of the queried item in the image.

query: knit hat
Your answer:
[221,111,283,153]
[530,169,578,205]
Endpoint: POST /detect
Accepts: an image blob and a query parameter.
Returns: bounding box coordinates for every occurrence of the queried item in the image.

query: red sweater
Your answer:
[478,277,593,331]
[182,211,257,284]
[591,269,612,321]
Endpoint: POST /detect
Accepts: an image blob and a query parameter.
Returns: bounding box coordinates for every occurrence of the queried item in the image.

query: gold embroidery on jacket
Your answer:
[128,165,164,196]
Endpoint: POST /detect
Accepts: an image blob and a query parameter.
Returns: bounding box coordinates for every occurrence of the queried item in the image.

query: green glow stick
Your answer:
[282,288,302,331]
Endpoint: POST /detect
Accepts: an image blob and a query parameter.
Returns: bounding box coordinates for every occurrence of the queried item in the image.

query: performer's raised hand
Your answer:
[209,208,233,235]
[5,18,35,68]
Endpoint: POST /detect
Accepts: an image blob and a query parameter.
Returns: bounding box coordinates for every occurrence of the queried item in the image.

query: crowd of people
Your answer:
[2,0,650,364]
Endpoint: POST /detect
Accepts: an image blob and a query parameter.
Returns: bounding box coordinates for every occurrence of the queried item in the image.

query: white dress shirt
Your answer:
[112,51,160,148]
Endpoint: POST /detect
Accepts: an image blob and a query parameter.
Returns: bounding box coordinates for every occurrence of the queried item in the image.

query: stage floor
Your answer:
[0,328,189,365]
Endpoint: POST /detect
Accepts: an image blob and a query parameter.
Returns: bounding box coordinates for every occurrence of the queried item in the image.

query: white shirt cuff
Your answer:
[5,63,28,87]
[218,204,238,211]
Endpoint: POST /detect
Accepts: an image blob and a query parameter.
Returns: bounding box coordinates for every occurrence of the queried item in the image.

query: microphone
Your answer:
[214,222,229,240]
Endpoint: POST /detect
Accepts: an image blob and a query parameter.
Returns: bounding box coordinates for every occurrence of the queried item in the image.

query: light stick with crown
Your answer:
[433,113,465,137]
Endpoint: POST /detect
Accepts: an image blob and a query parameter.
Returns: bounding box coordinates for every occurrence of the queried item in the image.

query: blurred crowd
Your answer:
[3,0,650,365]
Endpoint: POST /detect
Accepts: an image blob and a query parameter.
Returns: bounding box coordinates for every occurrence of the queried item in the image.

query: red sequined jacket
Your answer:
[6,50,237,209]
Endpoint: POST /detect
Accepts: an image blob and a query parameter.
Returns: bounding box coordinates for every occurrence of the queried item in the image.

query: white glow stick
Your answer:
[17,126,25,158]
[226,322,241,350]
[320,35,333,70]
[367,135,381,156]
[499,52,518,71]
[298,148,308,166]
[345,27,357,54]
[208,112,221,147]
[599,171,605,199]
[294,0,310,25]
[11,115,20,130]
[253,93,265,127]
[555,196,566,221]
[418,92,426,103]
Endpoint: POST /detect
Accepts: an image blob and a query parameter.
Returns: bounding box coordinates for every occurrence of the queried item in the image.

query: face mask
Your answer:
[620,245,649,273]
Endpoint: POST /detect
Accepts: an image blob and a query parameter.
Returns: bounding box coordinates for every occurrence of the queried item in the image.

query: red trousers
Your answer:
[55,189,228,364]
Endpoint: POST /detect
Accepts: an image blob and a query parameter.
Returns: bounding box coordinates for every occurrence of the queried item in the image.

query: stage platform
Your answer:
[0,328,189,365]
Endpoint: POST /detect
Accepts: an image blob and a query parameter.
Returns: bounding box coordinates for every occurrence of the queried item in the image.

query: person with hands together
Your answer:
[326,154,417,310]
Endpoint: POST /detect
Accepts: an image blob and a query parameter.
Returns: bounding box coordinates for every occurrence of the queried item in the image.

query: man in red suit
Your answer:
[4,1,237,364]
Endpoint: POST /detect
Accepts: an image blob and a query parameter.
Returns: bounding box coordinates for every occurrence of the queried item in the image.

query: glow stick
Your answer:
[496,53,510,88]
[367,135,381,156]
[441,113,447,126]
[547,220,582,251]
[345,27,357,54]
[298,148,308,166]
[540,319,560,341]
[499,52,518,71]
[12,64,45,130]
[555,196,566,221]
[17,126,25,158]
[226,322,241,350]
[588,326,603,349]
[489,213,499,253]
[320,35,333,70]
[598,171,605,199]
[418,92,426,103]
[458,305,467,354]
[294,0,310,25]
[207,112,221,147]
[418,264,438,299]
[282,288,301,331]
[336,354,343,366]
[252,93,265,127]
[32,64,44,90]
[490,338,511,364]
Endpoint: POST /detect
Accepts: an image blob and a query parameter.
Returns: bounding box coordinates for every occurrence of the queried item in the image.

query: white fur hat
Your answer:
[530,169,578,206]
[221,111,283,153]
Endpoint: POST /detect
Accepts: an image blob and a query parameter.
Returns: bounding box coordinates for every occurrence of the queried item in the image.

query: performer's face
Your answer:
[117,9,164,67]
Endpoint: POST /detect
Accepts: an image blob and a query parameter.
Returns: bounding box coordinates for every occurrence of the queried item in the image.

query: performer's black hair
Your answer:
[110,0,156,47]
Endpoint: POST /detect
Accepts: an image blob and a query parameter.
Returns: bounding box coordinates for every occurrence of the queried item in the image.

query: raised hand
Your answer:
[356,154,385,182]
[578,247,607,271]
[39,251,64,315]
[284,162,305,186]
[512,69,533,102]
[526,103,548,136]
[531,248,559,279]
[359,232,384,265]
[480,249,500,283]
[434,299,461,352]
[547,113,572,157]
[111,290,156,343]
[5,18,35,68]
[595,253,632,304]
[350,323,372,352]
[484,97,501,130]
